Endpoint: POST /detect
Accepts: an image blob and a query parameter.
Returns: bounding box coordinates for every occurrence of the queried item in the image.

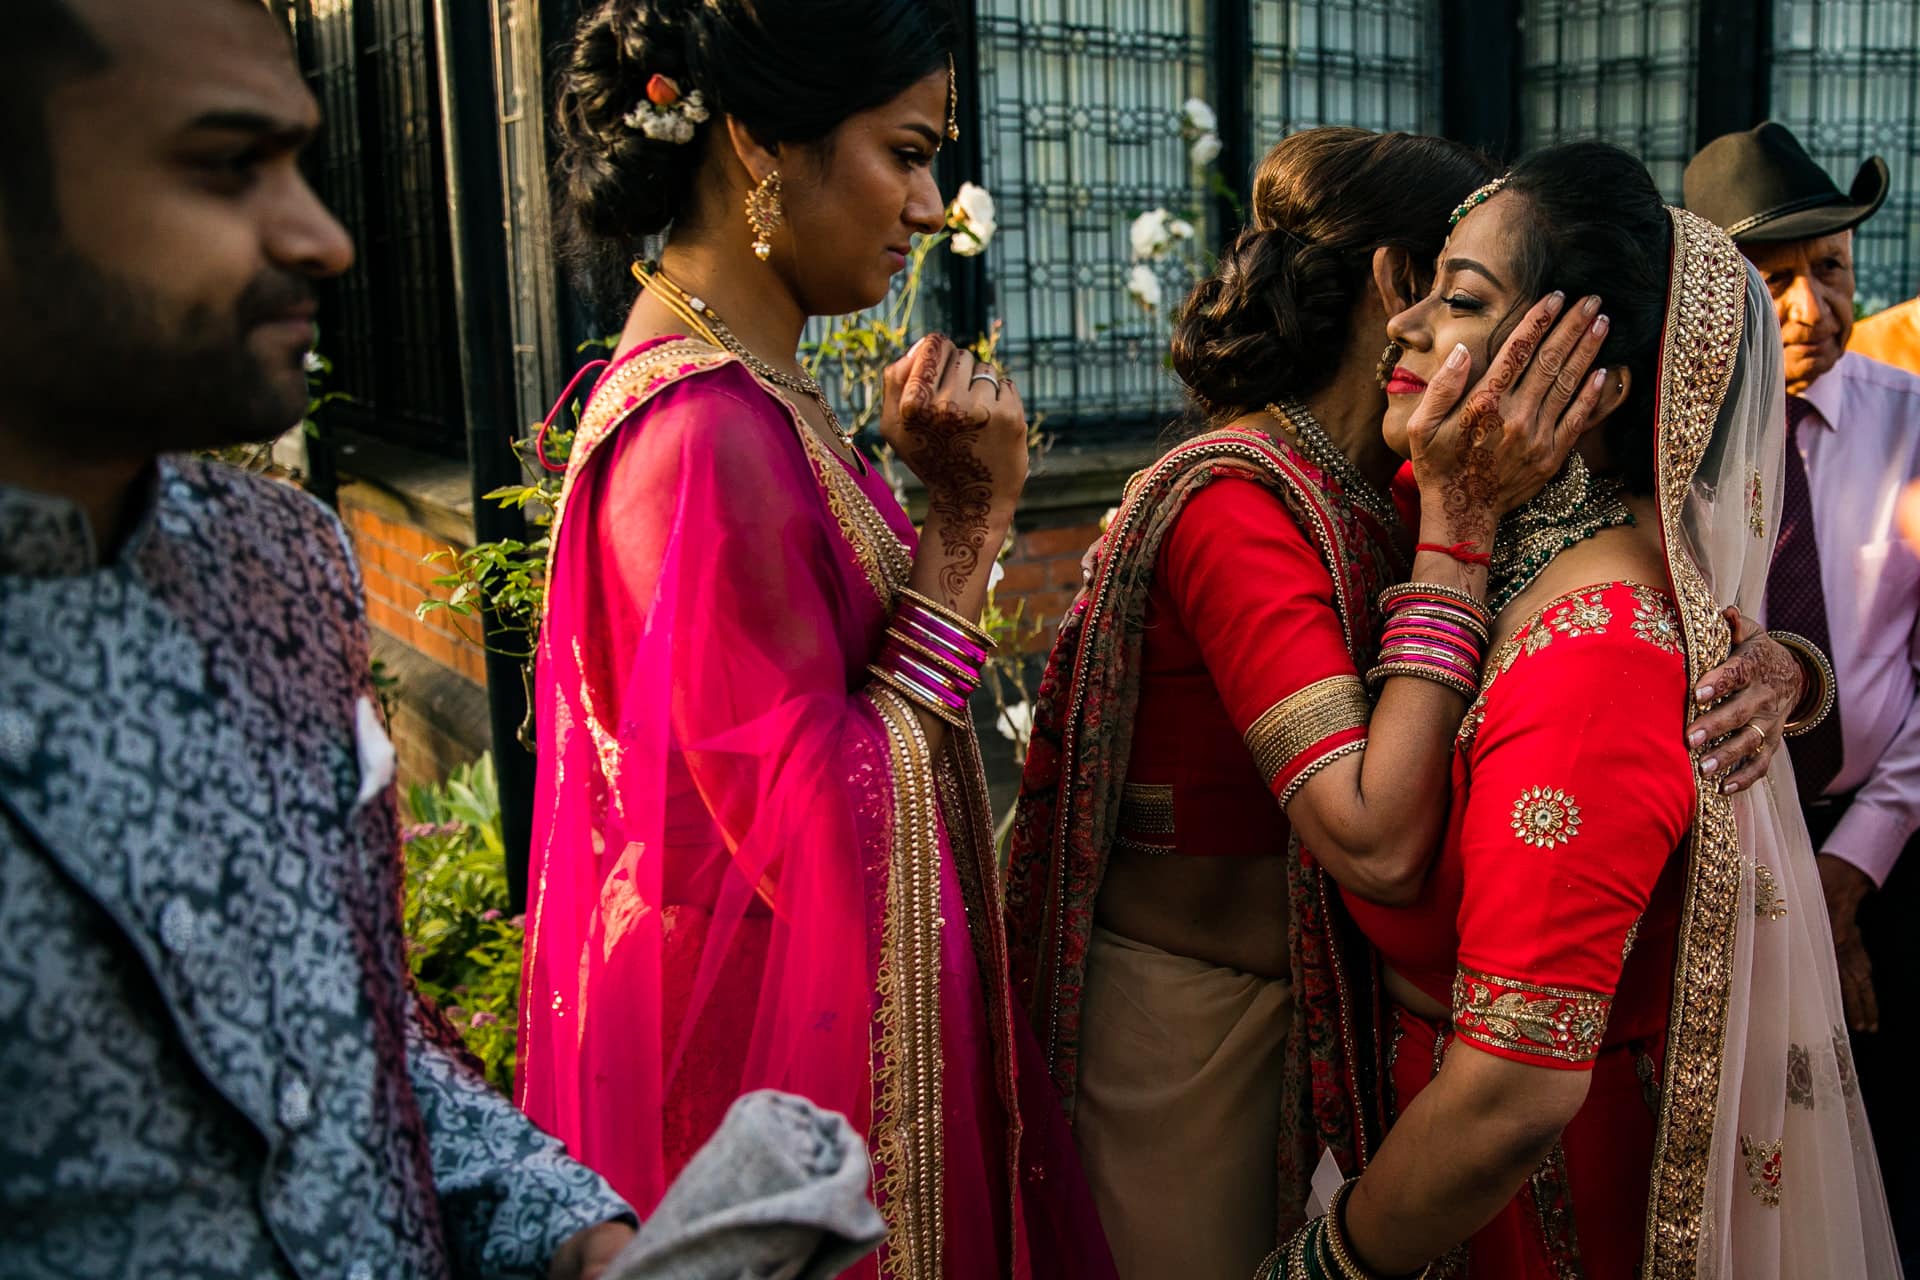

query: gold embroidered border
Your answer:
[1452,967,1611,1064]
[1277,737,1368,808]
[864,689,947,1278]
[1245,674,1370,788]
[1118,783,1176,836]
[1644,207,1747,1278]
[545,338,729,582]
[790,414,913,604]
[1113,834,1178,858]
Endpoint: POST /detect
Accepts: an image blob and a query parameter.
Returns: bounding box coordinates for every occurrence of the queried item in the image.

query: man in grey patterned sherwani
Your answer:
[0,2,647,1275]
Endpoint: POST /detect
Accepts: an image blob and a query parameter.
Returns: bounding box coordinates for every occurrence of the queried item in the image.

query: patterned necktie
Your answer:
[1769,395,1845,802]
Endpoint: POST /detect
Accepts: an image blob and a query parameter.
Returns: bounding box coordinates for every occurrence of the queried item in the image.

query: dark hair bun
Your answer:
[553,0,702,250]
[1171,228,1362,411]
[552,0,959,308]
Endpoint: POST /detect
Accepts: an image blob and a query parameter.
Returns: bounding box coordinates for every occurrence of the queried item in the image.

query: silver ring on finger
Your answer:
[970,370,1002,393]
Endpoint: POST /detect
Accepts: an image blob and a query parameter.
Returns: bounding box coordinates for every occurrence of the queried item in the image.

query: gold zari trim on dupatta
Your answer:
[1245,674,1371,792]
[1643,208,1748,1277]
[865,688,947,1278]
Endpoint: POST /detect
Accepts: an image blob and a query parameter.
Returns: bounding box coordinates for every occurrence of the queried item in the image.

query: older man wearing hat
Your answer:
[1688,121,1920,1259]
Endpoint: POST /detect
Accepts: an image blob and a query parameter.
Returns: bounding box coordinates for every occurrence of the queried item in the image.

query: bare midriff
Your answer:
[1095,845,1293,978]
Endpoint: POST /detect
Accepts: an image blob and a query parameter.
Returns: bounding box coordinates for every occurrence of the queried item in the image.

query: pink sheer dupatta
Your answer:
[517,338,1109,1278]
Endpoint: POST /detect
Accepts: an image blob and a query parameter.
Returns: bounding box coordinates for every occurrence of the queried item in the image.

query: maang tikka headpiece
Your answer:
[946,55,960,140]
[1448,175,1509,228]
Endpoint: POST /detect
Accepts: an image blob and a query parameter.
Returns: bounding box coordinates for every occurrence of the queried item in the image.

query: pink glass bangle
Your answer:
[897,587,993,648]
[895,610,989,668]
[1392,603,1491,644]
[1380,623,1484,665]
[1376,642,1479,685]
[897,605,991,665]
[868,665,968,727]
[879,648,973,708]
[885,626,982,684]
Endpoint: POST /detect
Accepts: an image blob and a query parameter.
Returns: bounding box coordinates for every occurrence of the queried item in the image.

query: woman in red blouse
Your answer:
[1006,131,1810,1279]
[1271,143,1899,1278]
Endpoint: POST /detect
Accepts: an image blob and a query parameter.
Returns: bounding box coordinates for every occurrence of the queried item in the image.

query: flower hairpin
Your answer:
[624,74,710,145]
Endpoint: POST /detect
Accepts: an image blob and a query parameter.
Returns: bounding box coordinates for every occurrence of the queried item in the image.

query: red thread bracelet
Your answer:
[1415,541,1492,567]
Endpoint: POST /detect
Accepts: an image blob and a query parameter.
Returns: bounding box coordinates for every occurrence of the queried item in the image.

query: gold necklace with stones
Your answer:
[1264,398,1400,530]
[1488,453,1635,612]
[632,260,864,471]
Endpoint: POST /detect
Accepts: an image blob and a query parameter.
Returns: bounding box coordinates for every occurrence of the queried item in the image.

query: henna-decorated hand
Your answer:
[1406,292,1612,545]
[880,334,1029,597]
[1687,605,1803,794]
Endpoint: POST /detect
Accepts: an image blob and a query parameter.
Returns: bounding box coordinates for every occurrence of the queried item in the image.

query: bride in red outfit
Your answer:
[1267,142,1900,1278]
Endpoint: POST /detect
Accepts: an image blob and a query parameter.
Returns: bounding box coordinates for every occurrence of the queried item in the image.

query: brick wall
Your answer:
[337,486,492,794]
[995,515,1105,653]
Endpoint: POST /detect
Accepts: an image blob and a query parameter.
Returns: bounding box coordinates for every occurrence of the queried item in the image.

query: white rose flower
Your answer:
[1168,218,1195,242]
[1182,97,1218,135]
[303,350,325,375]
[989,559,1006,591]
[1126,263,1163,312]
[1190,132,1223,167]
[1129,208,1172,262]
[948,181,997,255]
[996,700,1035,744]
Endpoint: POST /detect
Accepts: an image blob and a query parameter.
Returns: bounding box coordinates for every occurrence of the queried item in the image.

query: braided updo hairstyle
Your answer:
[1171,128,1495,421]
[553,0,960,306]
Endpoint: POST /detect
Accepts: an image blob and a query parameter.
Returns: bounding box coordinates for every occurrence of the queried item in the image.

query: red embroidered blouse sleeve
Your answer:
[1160,475,1369,804]
[1450,585,1697,1070]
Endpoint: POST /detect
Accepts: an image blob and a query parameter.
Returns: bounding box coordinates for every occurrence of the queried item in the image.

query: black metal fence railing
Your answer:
[1771,0,1920,311]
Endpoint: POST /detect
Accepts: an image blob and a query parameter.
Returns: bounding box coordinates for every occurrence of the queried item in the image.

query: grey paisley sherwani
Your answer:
[0,459,632,1279]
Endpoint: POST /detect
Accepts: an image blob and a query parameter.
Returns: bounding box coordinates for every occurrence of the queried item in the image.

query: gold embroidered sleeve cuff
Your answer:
[1246,675,1371,807]
[1451,967,1611,1066]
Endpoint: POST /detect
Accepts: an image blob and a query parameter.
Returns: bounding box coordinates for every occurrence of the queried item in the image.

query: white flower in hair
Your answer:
[624,74,707,145]
[948,181,997,256]
[1182,97,1218,135]
[1126,263,1163,312]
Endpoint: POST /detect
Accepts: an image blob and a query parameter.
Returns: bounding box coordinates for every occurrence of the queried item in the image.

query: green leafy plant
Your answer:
[401,752,523,1093]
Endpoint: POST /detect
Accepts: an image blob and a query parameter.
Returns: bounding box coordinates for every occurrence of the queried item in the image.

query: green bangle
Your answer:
[1771,630,1836,737]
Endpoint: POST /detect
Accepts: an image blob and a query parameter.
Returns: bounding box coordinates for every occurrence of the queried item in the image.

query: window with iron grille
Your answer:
[1770,0,1920,313]
[292,0,465,457]
[1519,0,1699,199]
[969,0,1442,435]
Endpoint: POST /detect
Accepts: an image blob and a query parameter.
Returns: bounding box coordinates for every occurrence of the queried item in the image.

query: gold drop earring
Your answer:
[745,170,784,262]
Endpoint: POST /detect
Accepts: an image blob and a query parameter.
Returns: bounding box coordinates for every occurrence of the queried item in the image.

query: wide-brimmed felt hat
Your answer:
[1684,121,1889,243]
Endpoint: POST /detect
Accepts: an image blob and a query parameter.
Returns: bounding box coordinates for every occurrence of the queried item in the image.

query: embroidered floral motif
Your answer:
[1548,591,1612,637]
[1740,1135,1783,1206]
[1522,624,1554,656]
[1786,1043,1815,1109]
[1511,786,1583,848]
[1630,586,1682,653]
[1833,1027,1858,1099]
[1754,862,1787,919]
[1453,969,1610,1064]
[1749,468,1766,538]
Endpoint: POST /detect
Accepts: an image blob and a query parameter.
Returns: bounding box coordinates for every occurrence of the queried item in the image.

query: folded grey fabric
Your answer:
[604,1090,887,1280]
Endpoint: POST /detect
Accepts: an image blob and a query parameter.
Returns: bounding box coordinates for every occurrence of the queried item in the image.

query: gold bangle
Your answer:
[1379,581,1492,626]
[1326,1176,1439,1280]
[1771,630,1836,737]
[1366,660,1479,700]
[895,586,994,650]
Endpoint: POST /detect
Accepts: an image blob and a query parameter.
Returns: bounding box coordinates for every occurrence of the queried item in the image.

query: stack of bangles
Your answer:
[867,586,995,727]
[1256,1178,1440,1280]
[1364,582,1493,701]
[1769,630,1837,736]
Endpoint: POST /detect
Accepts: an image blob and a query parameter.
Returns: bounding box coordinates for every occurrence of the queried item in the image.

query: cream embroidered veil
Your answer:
[1646,207,1901,1278]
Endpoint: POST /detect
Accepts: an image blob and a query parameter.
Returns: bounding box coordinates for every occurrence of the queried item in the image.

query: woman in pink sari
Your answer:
[515,1,1112,1275]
